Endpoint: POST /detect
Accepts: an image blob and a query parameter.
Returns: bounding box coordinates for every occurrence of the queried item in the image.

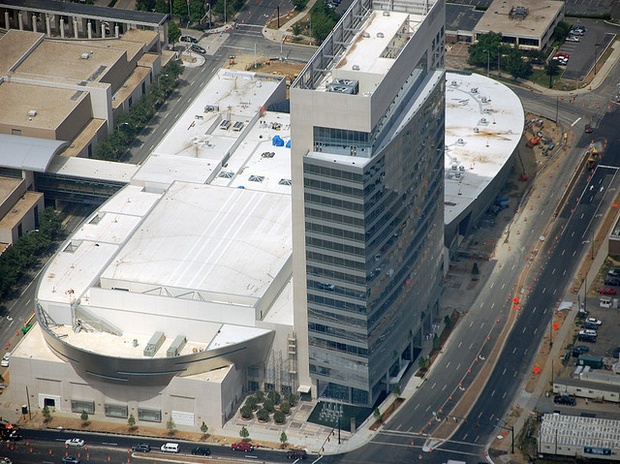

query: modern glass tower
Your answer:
[291,0,446,406]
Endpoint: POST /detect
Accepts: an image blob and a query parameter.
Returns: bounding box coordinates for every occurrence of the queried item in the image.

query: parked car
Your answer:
[180,35,198,43]
[191,44,207,54]
[554,394,576,406]
[0,354,9,367]
[599,287,617,295]
[582,321,599,330]
[131,443,151,452]
[191,446,211,456]
[65,438,85,447]
[231,442,254,452]
[604,278,620,286]
[585,317,602,326]
[608,268,620,277]
[287,449,308,459]
[613,347,620,358]
[160,443,179,453]
[566,35,580,42]
[62,457,81,464]
[585,123,593,133]
[572,345,590,357]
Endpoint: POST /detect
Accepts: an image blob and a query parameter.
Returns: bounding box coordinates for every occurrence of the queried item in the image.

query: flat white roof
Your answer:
[48,154,140,183]
[100,182,291,297]
[444,72,524,224]
[540,413,620,449]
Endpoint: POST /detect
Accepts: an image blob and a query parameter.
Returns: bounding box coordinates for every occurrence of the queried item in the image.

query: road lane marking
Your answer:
[571,117,582,126]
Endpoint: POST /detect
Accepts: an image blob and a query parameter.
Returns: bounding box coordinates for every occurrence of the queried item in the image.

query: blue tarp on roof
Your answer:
[272,135,284,147]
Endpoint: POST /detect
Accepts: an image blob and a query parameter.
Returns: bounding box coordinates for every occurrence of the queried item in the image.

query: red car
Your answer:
[599,287,617,295]
[231,442,254,452]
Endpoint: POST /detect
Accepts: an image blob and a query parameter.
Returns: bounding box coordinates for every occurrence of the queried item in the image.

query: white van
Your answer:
[600,297,612,308]
[160,443,179,453]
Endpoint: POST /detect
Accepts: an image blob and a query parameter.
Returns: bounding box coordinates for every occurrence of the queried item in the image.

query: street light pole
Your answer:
[594,44,600,76]
[497,45,501,76]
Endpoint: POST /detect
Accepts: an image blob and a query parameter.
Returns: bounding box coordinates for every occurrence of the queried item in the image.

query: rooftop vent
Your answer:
[376,32,384,38]
[479,118,489,125]
[383,10,390,16]
[28,110,37,117]
[471,87,478,93]
[363,32,370,38]
[352,65,360,70]
[481,96,488,103]
[457,138,465,145]
[80,53,90,60]
[450,80,458,86]
[510,6,528,19]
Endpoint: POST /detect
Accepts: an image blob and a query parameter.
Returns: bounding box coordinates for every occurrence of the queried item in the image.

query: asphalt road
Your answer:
[0,428,309,463]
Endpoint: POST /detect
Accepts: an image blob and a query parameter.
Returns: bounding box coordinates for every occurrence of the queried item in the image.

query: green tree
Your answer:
[292,0,308,11]
[310,0,340,44]
[552,21,572,42]
[166,417,177,434]
[168,20,181,45]
[256,408,270,421]
[280,401,291,414]
[42,405,52,423]
[504,46,532,80]
[433,333,441,350]
[128,413,136,428]
[263,399,275,413]
[80,410,89,425]
[239,425,250,440]
[279,431,288,447]
[288,393,297,406]
[240,405,253,419]
[472,262,479,275]
[200,421,208,436]
[274,410,285,424]
[418,356,428,370]
[245,395,259,410]
[444,314,451,328]
[173,0,188,19]
[154,0,169,14]
[292,22,304,37]
[189,0,204,23]
[467,32,502,70]
[373,407,382,423]
[135,0,155,11]
[392,384,401,396]
[254,390,265,402]
[267,391,281,404]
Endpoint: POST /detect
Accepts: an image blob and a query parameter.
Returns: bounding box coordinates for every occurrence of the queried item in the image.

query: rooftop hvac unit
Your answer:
[143,331,165,358]
[28,110,37,117]
[377,32,384,38]
[327,79,359,95]
[471,87,478,93]
[167,335,187,357]
[352,65,360,70]
[481,96,488,103]
[80,53,90,60]
[363,32,370,38]
[450,80,458,86]
[383,10,390,16]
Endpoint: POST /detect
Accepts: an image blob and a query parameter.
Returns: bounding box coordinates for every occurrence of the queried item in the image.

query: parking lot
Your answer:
[555,19,617,82]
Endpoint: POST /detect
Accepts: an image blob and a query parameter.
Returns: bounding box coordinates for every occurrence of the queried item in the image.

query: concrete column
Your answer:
[87,20,92,39]
[45,13,51,36]
[18,11,23,30]
[114,24,119,38]
[72,17,78,38]
[59,17,65,38]
[32,14,37,32]
[4,11,9,30]
[100,21,105,38]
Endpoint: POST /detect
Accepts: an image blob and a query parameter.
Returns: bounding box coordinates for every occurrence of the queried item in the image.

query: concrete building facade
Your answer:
[290,0,446,406]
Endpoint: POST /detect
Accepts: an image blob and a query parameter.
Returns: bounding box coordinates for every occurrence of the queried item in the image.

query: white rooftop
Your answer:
[100,182,291,297]
[444,72,524,224]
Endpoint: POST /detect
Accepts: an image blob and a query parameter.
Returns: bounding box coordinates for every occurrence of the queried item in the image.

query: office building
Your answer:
[290,0,446,406]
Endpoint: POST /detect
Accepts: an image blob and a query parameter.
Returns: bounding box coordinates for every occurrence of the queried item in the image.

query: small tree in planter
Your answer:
[127,413,136,430]
[274,410,285,424]
[166,418,177,435]
[200,421,209,438]
[280,401,291,415]
[42,405,53,423]
[256,408,270,422]
[239,425,250,441]
[267,391,281,405]
[279,431,288,448]
[263,399,275,413]
[80,410,90,426]
[373,407,382,423]
[245,395,259,410]
[254,390,265,402]
[240,405,253,419]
